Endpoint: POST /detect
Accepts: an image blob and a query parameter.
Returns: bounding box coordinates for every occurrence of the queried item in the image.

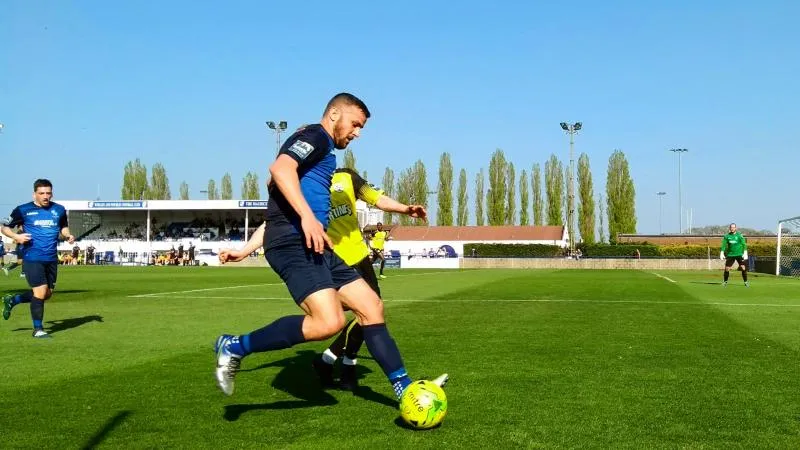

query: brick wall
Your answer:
[461,258,724,270]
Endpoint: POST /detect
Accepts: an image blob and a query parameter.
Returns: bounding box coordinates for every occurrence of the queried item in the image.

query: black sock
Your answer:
[724,271,730,282]
[363,323,404,377]
[7,262,19,271]
[343,322,364,359]
[327,318,356,358]
[380,258,385,275]
[31,297,44,330]
[13,291,33,305]
[742,270,748,282]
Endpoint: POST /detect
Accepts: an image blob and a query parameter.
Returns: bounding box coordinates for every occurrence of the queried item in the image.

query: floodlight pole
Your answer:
[560,122,581,255]
[656,192,666,235]
[669,148,688,233]
[266,120,288,154]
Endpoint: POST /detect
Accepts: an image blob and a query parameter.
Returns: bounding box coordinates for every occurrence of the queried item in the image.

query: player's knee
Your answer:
[316,311,346,339]
[359,298,385,325]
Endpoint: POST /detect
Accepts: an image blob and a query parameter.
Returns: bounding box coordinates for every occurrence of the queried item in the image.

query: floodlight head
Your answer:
[560,122,569,131]
[279,121,287,130]
[574,122,582,131]
[657,191,666,195]
[266,121,276,129]
[0,123,4,133]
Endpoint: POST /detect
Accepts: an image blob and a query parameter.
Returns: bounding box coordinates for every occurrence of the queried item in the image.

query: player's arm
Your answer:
[269,133,332,253]
[1,208,30,244]
[219,222,266,264]
[742,234,748,260]
[376,196,427,222]
[58,211,75,244]
[348,169,428,221]
[719,236,727,260]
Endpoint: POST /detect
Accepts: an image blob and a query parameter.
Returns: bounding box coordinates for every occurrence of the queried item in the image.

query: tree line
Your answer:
[365,148,636,244]
[120,146,637,243]
[121,159,261,201]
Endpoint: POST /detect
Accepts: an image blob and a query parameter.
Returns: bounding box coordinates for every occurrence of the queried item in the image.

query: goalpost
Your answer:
[776,216,800,276]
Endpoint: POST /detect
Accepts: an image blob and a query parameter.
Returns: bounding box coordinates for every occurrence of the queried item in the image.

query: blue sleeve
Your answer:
[59,208,68,228]
[277,128,330,170]
[5,207,23,228]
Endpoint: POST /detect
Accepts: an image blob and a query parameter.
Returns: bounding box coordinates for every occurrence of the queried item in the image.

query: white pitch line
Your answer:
[134,294,800,308]
[385,298,800,307]
[127,271,467,298]
[381,270,470,279]
[651,272,677,283]
[129,283,284,298]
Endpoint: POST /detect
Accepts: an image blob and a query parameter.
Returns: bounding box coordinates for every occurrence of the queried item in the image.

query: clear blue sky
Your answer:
[2,0,798,235]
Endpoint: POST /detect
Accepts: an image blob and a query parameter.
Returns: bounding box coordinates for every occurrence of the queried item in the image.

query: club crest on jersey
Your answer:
[51,210,59,217]
[328,204,352,221]
[288,140,314,159]
[332,183,344,192]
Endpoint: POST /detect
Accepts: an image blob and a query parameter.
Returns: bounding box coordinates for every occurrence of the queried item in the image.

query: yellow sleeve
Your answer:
[350,171,383,206]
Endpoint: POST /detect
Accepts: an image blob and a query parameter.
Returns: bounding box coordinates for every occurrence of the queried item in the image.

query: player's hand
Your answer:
[219,249,246,264]
[15,233,31,245]
[719,251,725,260]
[742,251,748,260]
[301,215,332,254]
[407,205,427,222]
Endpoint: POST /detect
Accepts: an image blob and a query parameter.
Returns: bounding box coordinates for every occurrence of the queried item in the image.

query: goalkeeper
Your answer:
[719,223,749,287]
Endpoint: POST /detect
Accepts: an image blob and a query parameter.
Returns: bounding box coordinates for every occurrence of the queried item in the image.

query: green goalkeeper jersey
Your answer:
[721,232,747,257]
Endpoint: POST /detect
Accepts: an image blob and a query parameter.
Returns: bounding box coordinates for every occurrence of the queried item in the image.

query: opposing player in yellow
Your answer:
[316,168,429,390]
[218,168,432,390]
[369,222,389,279]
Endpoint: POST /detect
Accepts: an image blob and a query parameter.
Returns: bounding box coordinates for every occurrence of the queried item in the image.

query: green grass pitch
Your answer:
[1,267,799,448]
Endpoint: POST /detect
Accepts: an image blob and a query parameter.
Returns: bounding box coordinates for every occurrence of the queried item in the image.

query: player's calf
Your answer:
[338,280,413,398]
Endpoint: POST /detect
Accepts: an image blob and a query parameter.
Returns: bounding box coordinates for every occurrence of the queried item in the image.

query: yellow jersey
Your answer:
[370,230,388,250]
[327,168,383,266]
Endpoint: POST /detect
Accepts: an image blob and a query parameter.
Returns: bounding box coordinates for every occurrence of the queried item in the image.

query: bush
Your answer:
[580,244,660,258]
[658,245,710,258]
[460,242,782,259]
[463,243,563,258]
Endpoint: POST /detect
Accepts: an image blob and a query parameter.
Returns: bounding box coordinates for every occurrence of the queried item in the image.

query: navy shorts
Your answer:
[265,237,361,305]
[23,261,58,289]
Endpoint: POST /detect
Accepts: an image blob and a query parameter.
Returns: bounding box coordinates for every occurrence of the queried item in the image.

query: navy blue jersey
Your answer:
[5,202,68,262]
[265,124,336,234]
[0,240,5,256]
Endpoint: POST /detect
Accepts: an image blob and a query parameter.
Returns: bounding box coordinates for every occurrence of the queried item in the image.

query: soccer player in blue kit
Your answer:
[214,93,445,399]
[2,179,75,338]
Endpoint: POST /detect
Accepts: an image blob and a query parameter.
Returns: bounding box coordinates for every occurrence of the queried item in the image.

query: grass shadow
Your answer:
[224,350,337,421]
[11,315,104,334]
[81,410,132,449]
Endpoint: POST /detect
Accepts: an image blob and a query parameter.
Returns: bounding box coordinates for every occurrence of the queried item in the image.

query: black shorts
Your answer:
[725,256,746,268]
[371,248,385,259]
[23,261,58,289]
[265,238,361,305]
[353,256,381,297]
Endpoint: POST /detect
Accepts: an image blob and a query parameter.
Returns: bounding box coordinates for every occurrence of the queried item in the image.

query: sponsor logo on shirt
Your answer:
[288,140,314,159]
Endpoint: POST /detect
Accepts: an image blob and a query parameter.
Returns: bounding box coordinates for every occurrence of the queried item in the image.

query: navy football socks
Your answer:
[363,323,411,398]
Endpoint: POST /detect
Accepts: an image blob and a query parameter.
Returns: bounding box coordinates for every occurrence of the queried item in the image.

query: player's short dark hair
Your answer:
[324,93,371,118]
[33,179,53,191]
[377,222,383,226]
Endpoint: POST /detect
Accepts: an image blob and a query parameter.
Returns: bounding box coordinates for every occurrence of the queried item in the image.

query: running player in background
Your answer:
[2,179,75,337]
[370,223,389,279]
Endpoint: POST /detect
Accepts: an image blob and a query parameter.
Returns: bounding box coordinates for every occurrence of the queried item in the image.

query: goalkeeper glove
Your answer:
[743,251,748,260]
[719,251,725,260]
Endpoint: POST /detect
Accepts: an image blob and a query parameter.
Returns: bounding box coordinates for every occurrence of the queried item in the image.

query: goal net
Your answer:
[777,216,800,276]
